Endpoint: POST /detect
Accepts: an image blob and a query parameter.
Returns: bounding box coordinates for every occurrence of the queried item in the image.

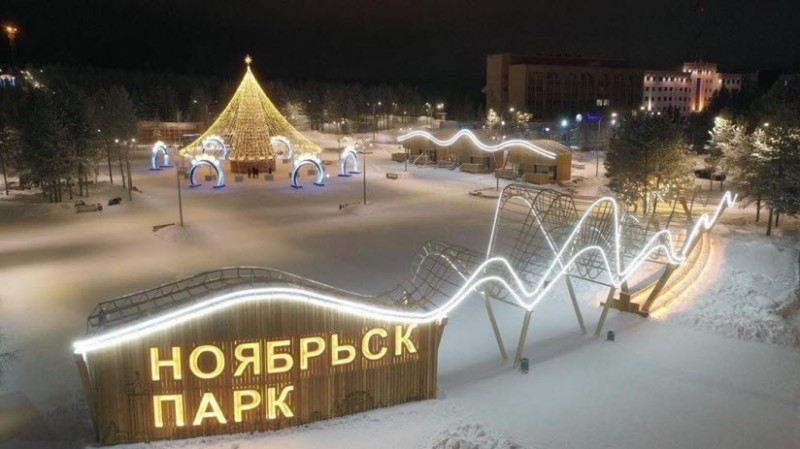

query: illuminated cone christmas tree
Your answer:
[180,55,321,173]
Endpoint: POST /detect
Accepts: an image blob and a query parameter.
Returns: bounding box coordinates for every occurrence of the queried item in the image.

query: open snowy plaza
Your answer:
[0,130,798,449]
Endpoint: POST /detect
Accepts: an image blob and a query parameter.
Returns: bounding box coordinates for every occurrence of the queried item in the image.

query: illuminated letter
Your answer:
[266,340,293,373]
[395,325,418,356]
[150,347,182,381]
[234,342,261,377]
[192,392,227,426]
[299,336,325,370]
[233,390,262,423]
[153,394,185,428]
[361,328,389,361]
[266,385,294,419]
[331,334,356,366]
[189,345,225,379]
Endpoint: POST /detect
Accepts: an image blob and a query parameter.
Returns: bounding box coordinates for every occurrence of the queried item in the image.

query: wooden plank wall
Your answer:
[79,298,445,444]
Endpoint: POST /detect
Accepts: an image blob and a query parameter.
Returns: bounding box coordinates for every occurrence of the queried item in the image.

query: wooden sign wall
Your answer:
[75,298,445,444]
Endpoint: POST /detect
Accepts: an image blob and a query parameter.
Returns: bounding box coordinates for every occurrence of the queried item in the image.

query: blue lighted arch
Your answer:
[271,136,294,160]
[150,143,171,170]
[338,146,361,177]
[189,159,225,189]
[202,136,229,160]
[290,159,325,188]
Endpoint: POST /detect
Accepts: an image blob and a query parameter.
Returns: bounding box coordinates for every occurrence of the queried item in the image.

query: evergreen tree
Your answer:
[606,113,693,213]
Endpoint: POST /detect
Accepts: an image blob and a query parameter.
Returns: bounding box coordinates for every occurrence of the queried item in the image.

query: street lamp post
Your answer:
[114,138,126,189]
[176,148,184,227]
[125,138,135,201]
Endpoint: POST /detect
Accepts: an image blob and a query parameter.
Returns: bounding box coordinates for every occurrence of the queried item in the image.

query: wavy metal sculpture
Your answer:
[397,129,557,160]
[74,185,734,360]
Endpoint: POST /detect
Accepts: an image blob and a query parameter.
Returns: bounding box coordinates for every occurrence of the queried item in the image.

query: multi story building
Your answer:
[487,54,744,119]
[486,54,644,119]
[642,62,742,114]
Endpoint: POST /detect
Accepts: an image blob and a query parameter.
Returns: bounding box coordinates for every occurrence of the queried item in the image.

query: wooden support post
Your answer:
[594,286,617,337]
[484,297,507,360]
[513,310,533,367]
[565,275,586,334]
[640,265,677,314]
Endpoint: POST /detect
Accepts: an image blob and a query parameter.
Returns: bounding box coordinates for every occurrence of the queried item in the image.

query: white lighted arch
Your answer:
[271,136,294,160]
[202,135,229,160]
[397,129,557,160]
[150,141,170,170]
[189,155,225,188]
[72,191,736,355]
[338,145,361,176]
[290,156,325,188]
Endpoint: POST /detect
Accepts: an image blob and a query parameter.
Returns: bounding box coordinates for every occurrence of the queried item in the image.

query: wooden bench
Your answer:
[152,223,175,232]
[461,163,489,174]
[76,203,103,213]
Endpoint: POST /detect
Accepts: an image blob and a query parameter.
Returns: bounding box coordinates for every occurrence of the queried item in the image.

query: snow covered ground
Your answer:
[0,134,798,448]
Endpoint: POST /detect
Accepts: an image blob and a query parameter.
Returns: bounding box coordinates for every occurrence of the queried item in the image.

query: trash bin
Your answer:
[520,357,529,374]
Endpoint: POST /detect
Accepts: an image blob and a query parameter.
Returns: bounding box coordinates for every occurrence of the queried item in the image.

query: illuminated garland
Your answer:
[397,130,557,160]
[178,56,321,164]
[73,192,735,355]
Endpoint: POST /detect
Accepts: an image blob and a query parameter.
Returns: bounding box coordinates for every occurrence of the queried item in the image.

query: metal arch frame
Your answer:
[189,159,225,188]
[290,158,325,188]
[271,136,294,160]
[338,146,361,177]
[150,142,171,170]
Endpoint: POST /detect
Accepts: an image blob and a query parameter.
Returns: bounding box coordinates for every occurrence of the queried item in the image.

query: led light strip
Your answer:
[73,192,735,355]
[397,129,557,160]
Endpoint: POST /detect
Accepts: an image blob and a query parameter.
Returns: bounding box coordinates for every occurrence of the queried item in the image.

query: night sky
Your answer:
[2,0,798,89]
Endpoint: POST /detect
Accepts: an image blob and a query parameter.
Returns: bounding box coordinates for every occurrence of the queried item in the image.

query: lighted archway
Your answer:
[338,145,361,177]
[189,156,225,188]
[150,142,171,170]
[290,157,325,188]
[270,136,294,160]
[202,135,229,160]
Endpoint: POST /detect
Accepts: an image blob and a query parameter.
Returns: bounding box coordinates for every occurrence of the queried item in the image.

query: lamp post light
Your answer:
[424,102,432,129]
[4,24,18,69]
